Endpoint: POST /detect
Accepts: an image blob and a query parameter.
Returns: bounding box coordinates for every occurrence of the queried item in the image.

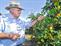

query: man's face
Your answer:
[10,8,22,18]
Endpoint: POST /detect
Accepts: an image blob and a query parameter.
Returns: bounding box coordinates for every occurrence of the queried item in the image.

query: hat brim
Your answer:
[5,6,24,10]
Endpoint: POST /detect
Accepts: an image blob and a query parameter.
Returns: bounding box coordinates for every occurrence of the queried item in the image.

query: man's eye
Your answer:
[18,10,20,11]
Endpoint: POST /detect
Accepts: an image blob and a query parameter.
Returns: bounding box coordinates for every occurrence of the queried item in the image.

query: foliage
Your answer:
[26,0,61,46]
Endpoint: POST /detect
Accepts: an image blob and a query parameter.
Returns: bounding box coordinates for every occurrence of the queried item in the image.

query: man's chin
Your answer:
[14,15,20,19]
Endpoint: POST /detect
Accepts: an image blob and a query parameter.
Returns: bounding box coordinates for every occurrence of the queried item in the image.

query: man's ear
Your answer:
[9,9,14,13]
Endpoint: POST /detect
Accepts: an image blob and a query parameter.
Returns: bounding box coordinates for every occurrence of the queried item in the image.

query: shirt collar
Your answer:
[8,13,21,20]
[9,13,23,23]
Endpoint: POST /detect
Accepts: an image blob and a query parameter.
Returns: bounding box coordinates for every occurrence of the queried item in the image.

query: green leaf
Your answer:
[48,8,57,15]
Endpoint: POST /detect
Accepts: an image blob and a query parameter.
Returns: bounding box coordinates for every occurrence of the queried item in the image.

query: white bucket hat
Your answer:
[5,1,24,10]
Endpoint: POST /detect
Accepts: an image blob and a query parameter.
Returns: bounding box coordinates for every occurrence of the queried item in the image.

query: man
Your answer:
[0,1,44,46]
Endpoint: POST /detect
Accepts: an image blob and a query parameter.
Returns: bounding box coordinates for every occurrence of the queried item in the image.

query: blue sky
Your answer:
[0,0,46,19]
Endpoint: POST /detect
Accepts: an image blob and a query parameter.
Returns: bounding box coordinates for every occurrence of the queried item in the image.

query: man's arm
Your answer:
[0,33,10,39]
[0,33,20,40]
[31,16,45,26]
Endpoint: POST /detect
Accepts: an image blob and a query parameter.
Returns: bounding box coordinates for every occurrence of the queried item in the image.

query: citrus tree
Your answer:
[26,0,61,46]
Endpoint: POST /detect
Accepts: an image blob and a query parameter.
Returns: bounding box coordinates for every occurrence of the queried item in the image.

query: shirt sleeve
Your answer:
[0,16,4,32]
[24,20,32,29]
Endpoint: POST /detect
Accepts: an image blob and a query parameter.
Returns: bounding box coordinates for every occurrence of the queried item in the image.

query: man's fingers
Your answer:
[10,34,20,40]
[15,34,20,37]
[37,16,45,21]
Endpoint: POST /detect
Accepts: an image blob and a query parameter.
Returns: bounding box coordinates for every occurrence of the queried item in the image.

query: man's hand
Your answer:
[37,16,45,21]
[31,16,45,26]
[9,34,20,40]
